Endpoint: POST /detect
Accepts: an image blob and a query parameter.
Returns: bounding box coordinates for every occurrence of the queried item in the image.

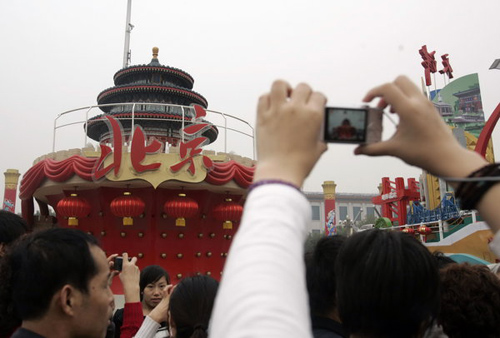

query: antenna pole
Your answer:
[122,0,133,68]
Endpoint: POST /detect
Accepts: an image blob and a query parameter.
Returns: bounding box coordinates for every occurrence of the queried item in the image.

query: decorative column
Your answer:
[322,181,337,235]
[3,169,20,212]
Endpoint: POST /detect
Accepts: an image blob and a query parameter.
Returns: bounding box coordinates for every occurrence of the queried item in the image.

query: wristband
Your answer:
[454,163,500,210]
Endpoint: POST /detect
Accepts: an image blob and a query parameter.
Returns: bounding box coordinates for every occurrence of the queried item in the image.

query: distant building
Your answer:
[305,190,380,234]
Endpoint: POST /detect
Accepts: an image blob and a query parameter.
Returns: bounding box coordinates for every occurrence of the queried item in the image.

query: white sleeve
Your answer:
[133,315,161,338]
[489,230,500,258]
[209,184,313,338]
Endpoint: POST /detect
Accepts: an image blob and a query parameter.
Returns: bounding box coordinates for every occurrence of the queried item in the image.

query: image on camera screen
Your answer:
[326,107,367,143]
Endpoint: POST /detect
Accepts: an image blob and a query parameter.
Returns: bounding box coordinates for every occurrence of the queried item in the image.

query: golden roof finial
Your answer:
[152,47,159,59]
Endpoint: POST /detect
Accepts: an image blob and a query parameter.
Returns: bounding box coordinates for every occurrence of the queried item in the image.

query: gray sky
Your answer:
[1,0,500,213]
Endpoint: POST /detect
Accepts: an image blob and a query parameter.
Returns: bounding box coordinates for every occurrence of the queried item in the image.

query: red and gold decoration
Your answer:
[164,193,199,226]
[56,193,91,226]
[402,227,416,235]
[110,191,145,226]
[213,198,243,229]
[418,225,432,236]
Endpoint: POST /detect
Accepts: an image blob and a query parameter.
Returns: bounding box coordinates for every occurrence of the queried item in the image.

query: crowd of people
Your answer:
[1,75,500,337]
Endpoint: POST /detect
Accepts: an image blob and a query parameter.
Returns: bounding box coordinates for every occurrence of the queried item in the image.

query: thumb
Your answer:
[354,140,394,157]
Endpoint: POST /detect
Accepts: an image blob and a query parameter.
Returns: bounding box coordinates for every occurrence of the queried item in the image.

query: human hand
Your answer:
[254,80,327,187]
[119,252,140,303]
[107,253,119,280]
[148,284,174,324]
[355,75,487,181]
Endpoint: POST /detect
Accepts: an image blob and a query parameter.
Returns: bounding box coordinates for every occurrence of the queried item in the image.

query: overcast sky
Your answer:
[1,0,500,213]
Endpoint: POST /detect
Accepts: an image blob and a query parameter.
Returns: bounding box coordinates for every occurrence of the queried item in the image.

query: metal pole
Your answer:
[438,219,444,241]
[131,103,136,150]
[52,116,59,152]
[83,106,93,148]
[122,0,133,68]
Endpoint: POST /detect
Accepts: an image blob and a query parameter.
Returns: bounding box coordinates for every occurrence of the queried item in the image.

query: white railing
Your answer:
[52,102,255,160]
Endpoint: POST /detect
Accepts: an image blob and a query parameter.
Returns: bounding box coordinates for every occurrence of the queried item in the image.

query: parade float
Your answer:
[18,47,256,292]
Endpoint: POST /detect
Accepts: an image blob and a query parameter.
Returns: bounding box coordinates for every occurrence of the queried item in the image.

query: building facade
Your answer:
[305,190,380,234]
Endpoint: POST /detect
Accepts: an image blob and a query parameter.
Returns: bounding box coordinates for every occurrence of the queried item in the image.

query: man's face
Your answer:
[142,276,168,310]
[75,245,114,338]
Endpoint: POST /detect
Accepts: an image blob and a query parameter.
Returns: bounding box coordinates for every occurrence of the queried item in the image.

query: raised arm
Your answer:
[210,81,327,338]
[355,75,499,235]
[116,253,144,338]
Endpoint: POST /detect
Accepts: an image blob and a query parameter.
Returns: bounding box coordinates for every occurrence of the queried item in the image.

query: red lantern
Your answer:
[213,198,243,229]
[164,193,199,226]
[57,193,91,226]
[418,225,432,236]
[402,227,415,235]
[110,192,145,226]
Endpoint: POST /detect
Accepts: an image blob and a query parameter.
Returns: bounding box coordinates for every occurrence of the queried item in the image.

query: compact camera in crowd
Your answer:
[113,256,131,272]
[323,106,383,144]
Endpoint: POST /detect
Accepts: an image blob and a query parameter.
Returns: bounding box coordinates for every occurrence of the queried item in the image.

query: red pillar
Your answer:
[3,169,20,212]
[322,181,337,235]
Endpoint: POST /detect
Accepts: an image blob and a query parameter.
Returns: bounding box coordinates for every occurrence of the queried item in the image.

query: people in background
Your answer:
[1,228,114,338]
[305,235,348,338]
[113,263,171,338]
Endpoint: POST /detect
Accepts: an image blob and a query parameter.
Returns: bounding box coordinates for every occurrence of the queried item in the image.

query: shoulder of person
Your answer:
[112,308,124,322]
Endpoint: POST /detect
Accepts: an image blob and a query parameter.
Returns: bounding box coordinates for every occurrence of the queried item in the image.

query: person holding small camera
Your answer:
[209,76,500,337]
[112,255,171,338]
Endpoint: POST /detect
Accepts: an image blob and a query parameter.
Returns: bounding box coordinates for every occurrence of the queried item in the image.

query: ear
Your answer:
[58,284,83,316]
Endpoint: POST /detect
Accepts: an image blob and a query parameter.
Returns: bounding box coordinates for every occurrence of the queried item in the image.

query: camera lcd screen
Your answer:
[324,107,368,143]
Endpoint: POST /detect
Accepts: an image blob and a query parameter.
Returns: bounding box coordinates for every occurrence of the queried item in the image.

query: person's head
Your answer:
[168,275,219,338]
[0,210,29,256]
[0,227,114,338]
[305,235,346,318]
[335,229,439,338]
[439,263,500,338]
[342,119,351,126]
[140,265,170,310]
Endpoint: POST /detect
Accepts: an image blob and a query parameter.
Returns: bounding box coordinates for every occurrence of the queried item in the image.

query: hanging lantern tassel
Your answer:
[110,192,145,226]
[164,193,199,227]
[213,198,243,230]
[56,193,91,227]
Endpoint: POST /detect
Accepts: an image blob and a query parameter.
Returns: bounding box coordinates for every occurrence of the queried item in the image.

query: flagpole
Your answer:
[122,0,133,68]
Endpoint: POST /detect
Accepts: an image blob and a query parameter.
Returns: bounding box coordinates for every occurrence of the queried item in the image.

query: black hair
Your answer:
[0,210,29,245]
[439,263,500,338]
[305,235,346,316]
[0,228,99,326]
[335,229,439,338]
[169,275,219,338]
[140,265,170,296]
[431,251,456,269]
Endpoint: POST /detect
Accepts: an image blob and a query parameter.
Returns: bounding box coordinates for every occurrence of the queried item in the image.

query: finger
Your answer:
[308,91,327,111]
[107,253,119,262]
[290,83,312,104]
[269,80,292,107]
[363,83,408,115]
[375,98,389,110]
[354,140,395,157]
[394,75,422,97]
[257,93,270,117]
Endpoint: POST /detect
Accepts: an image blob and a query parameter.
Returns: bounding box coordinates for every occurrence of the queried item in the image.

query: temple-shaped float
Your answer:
[19,48,256,291]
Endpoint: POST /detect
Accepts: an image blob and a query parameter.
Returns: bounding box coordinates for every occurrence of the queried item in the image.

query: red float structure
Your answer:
[372,177,421,226]
[18,48,255,293]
